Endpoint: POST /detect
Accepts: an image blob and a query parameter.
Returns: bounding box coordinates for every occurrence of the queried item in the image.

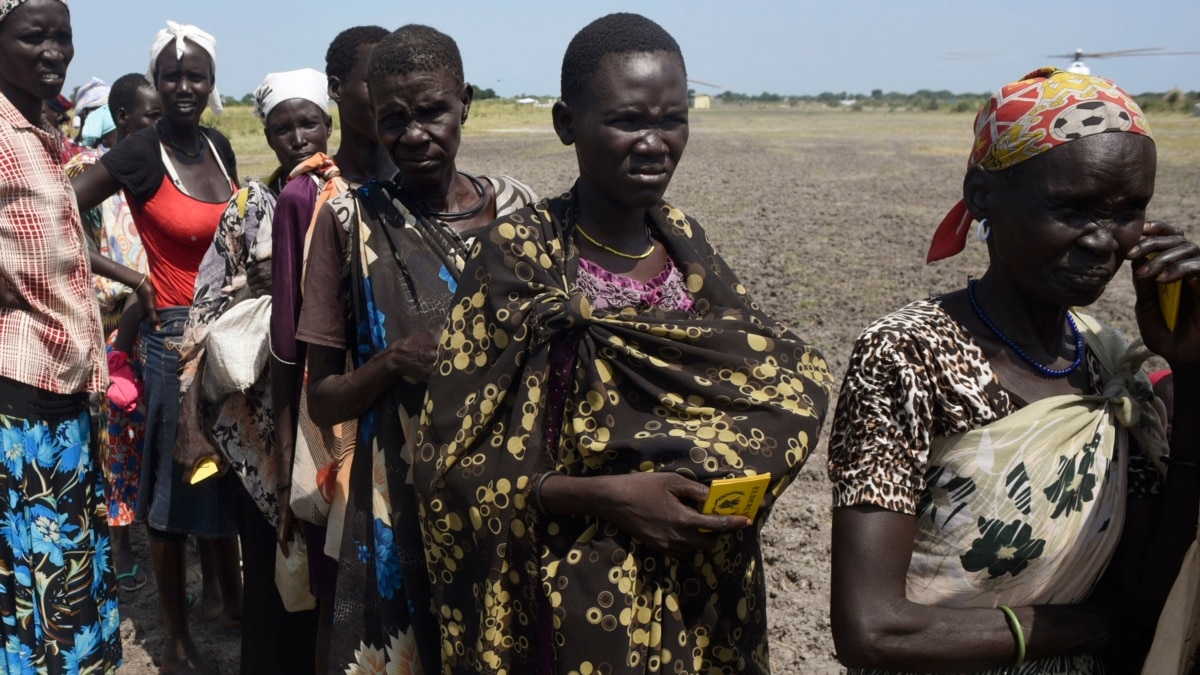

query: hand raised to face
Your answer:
[1129,220,1200,369]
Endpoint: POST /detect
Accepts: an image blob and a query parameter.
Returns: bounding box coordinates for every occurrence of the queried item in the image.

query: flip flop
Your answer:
[115,563,148,592]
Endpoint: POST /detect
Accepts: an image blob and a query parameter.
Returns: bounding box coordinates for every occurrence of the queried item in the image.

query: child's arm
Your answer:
[113,295,142,354]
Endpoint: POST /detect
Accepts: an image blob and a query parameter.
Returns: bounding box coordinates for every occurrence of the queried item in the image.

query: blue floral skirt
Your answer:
[0,378,121,673]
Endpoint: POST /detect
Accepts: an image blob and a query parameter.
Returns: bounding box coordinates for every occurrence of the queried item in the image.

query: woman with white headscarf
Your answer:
[173,67,333,675]
[72,20,240,675]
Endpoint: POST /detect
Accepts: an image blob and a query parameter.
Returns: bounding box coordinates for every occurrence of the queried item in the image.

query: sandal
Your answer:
[115,563,148,592]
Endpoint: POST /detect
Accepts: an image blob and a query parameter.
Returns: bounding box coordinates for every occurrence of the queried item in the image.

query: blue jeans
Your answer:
[136,307,236,537]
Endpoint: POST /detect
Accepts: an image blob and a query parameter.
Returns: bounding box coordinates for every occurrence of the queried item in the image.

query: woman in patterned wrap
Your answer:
[412,13,834,675]
[295,25,537,675]
[828,68,1200,674]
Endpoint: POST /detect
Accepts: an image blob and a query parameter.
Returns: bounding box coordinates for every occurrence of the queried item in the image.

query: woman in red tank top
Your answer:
[73,21,241,675]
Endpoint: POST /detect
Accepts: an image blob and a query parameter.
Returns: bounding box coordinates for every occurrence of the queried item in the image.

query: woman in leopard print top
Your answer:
[828,69,1200,674]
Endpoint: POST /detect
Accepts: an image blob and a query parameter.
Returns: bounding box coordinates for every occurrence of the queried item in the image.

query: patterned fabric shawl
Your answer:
[413,188,836,674]
[328,176,536,675]
[176,180,279,525]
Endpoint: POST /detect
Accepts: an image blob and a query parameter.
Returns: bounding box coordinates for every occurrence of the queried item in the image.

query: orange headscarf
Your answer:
[927,67,1152,263]
[288,152,348,292]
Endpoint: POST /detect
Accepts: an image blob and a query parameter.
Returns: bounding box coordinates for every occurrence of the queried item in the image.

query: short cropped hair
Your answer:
[325,25,388,82]
[367,24,464,92]
[560,13,685,105]
[109,73,154,116]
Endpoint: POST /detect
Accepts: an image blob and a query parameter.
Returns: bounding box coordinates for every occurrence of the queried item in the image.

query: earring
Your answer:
[976,218,990,242]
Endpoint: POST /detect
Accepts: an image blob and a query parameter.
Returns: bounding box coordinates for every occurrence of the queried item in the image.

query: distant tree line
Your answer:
[217,87,1199,114]
[707,88,1200,114]
[221,85,500,109]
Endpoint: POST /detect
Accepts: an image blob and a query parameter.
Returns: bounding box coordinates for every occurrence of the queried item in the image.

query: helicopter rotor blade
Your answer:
[1047,47,1166,59]
[1112,50,1200,57]
[687,78,723,89]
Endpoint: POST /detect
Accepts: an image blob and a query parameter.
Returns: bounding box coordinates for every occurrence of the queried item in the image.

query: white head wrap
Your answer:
[252,69,329,124]
[73,76,108,112]
[147,20,222,117]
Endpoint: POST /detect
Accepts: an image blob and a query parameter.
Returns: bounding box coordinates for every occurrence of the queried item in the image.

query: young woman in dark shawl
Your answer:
[412,13,834,675]
[295,24,536,675]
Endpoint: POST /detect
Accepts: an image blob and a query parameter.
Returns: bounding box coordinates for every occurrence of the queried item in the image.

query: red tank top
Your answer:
[133,174,233,308]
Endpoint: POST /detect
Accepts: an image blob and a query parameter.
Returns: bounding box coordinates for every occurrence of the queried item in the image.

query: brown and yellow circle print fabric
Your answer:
[413,187,835,674]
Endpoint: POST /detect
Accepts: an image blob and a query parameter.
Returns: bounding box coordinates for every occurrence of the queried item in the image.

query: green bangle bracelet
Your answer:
[998,605,1026,669]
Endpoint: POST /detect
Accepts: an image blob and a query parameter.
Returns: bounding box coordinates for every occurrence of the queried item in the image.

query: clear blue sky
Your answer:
[65,0,1200,100]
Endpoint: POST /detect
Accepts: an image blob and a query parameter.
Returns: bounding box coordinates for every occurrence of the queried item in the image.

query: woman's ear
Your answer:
[325,113,333,138]
[461,84,474,124]
[551,100,574,146]
[963,165,991,223]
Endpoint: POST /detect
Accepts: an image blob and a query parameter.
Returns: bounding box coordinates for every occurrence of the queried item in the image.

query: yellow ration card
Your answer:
[1160,279,1181,332]
[1147,252,1183,332]
[702,473,772,524]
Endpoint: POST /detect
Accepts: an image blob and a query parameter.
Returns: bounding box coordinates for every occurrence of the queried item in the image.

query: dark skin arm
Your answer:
[830,507,1110,671]
[305,330,440,429]
[113,296,142,354]
[539,472,750,555]
[271,356,301,551]
[72,162,160,328]
[303,199,439,427]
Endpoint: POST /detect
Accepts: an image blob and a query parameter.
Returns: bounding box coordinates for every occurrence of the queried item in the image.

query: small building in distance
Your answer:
[691,93,712,109]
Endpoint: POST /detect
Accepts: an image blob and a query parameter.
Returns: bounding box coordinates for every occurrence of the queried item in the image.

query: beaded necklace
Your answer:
[575,224,655,260]
[417,172,487,221]
[967,279,1084,379]
[156,120,206,159]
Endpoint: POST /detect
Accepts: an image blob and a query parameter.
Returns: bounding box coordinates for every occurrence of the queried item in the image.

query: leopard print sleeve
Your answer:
[828,308,943,515]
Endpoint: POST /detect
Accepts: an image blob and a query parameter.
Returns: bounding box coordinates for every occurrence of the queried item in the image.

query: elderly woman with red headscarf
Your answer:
[828,68,1200,674]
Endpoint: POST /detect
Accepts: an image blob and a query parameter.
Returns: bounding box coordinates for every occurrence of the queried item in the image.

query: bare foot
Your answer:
[159,638,220,675]
[199,590,222,622]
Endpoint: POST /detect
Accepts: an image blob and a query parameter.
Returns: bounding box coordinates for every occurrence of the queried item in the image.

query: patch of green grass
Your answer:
[218,103,1200,184]
[206,106,343,182]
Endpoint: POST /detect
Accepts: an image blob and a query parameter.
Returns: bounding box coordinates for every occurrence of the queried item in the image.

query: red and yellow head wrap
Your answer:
[927,67,1152,263]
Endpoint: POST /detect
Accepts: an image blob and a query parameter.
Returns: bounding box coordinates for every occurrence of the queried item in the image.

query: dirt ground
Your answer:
[112,109,1200,673]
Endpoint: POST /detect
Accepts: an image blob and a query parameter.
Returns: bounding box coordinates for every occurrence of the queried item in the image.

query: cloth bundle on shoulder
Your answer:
[202,188,273,401]
[202,294,271,400]
[176,183,276,504]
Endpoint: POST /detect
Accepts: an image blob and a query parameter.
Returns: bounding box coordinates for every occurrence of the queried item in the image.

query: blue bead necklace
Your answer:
[967,279,1084,379]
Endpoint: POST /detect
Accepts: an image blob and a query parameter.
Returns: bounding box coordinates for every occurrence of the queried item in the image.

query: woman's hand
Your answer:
[540,472,750,556]
[134,274,160,331]
[277,504,295,555]
[379,329,441,381]
[247,259,273,299]
[0,276,29,311]
[1129,220,1200,369]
